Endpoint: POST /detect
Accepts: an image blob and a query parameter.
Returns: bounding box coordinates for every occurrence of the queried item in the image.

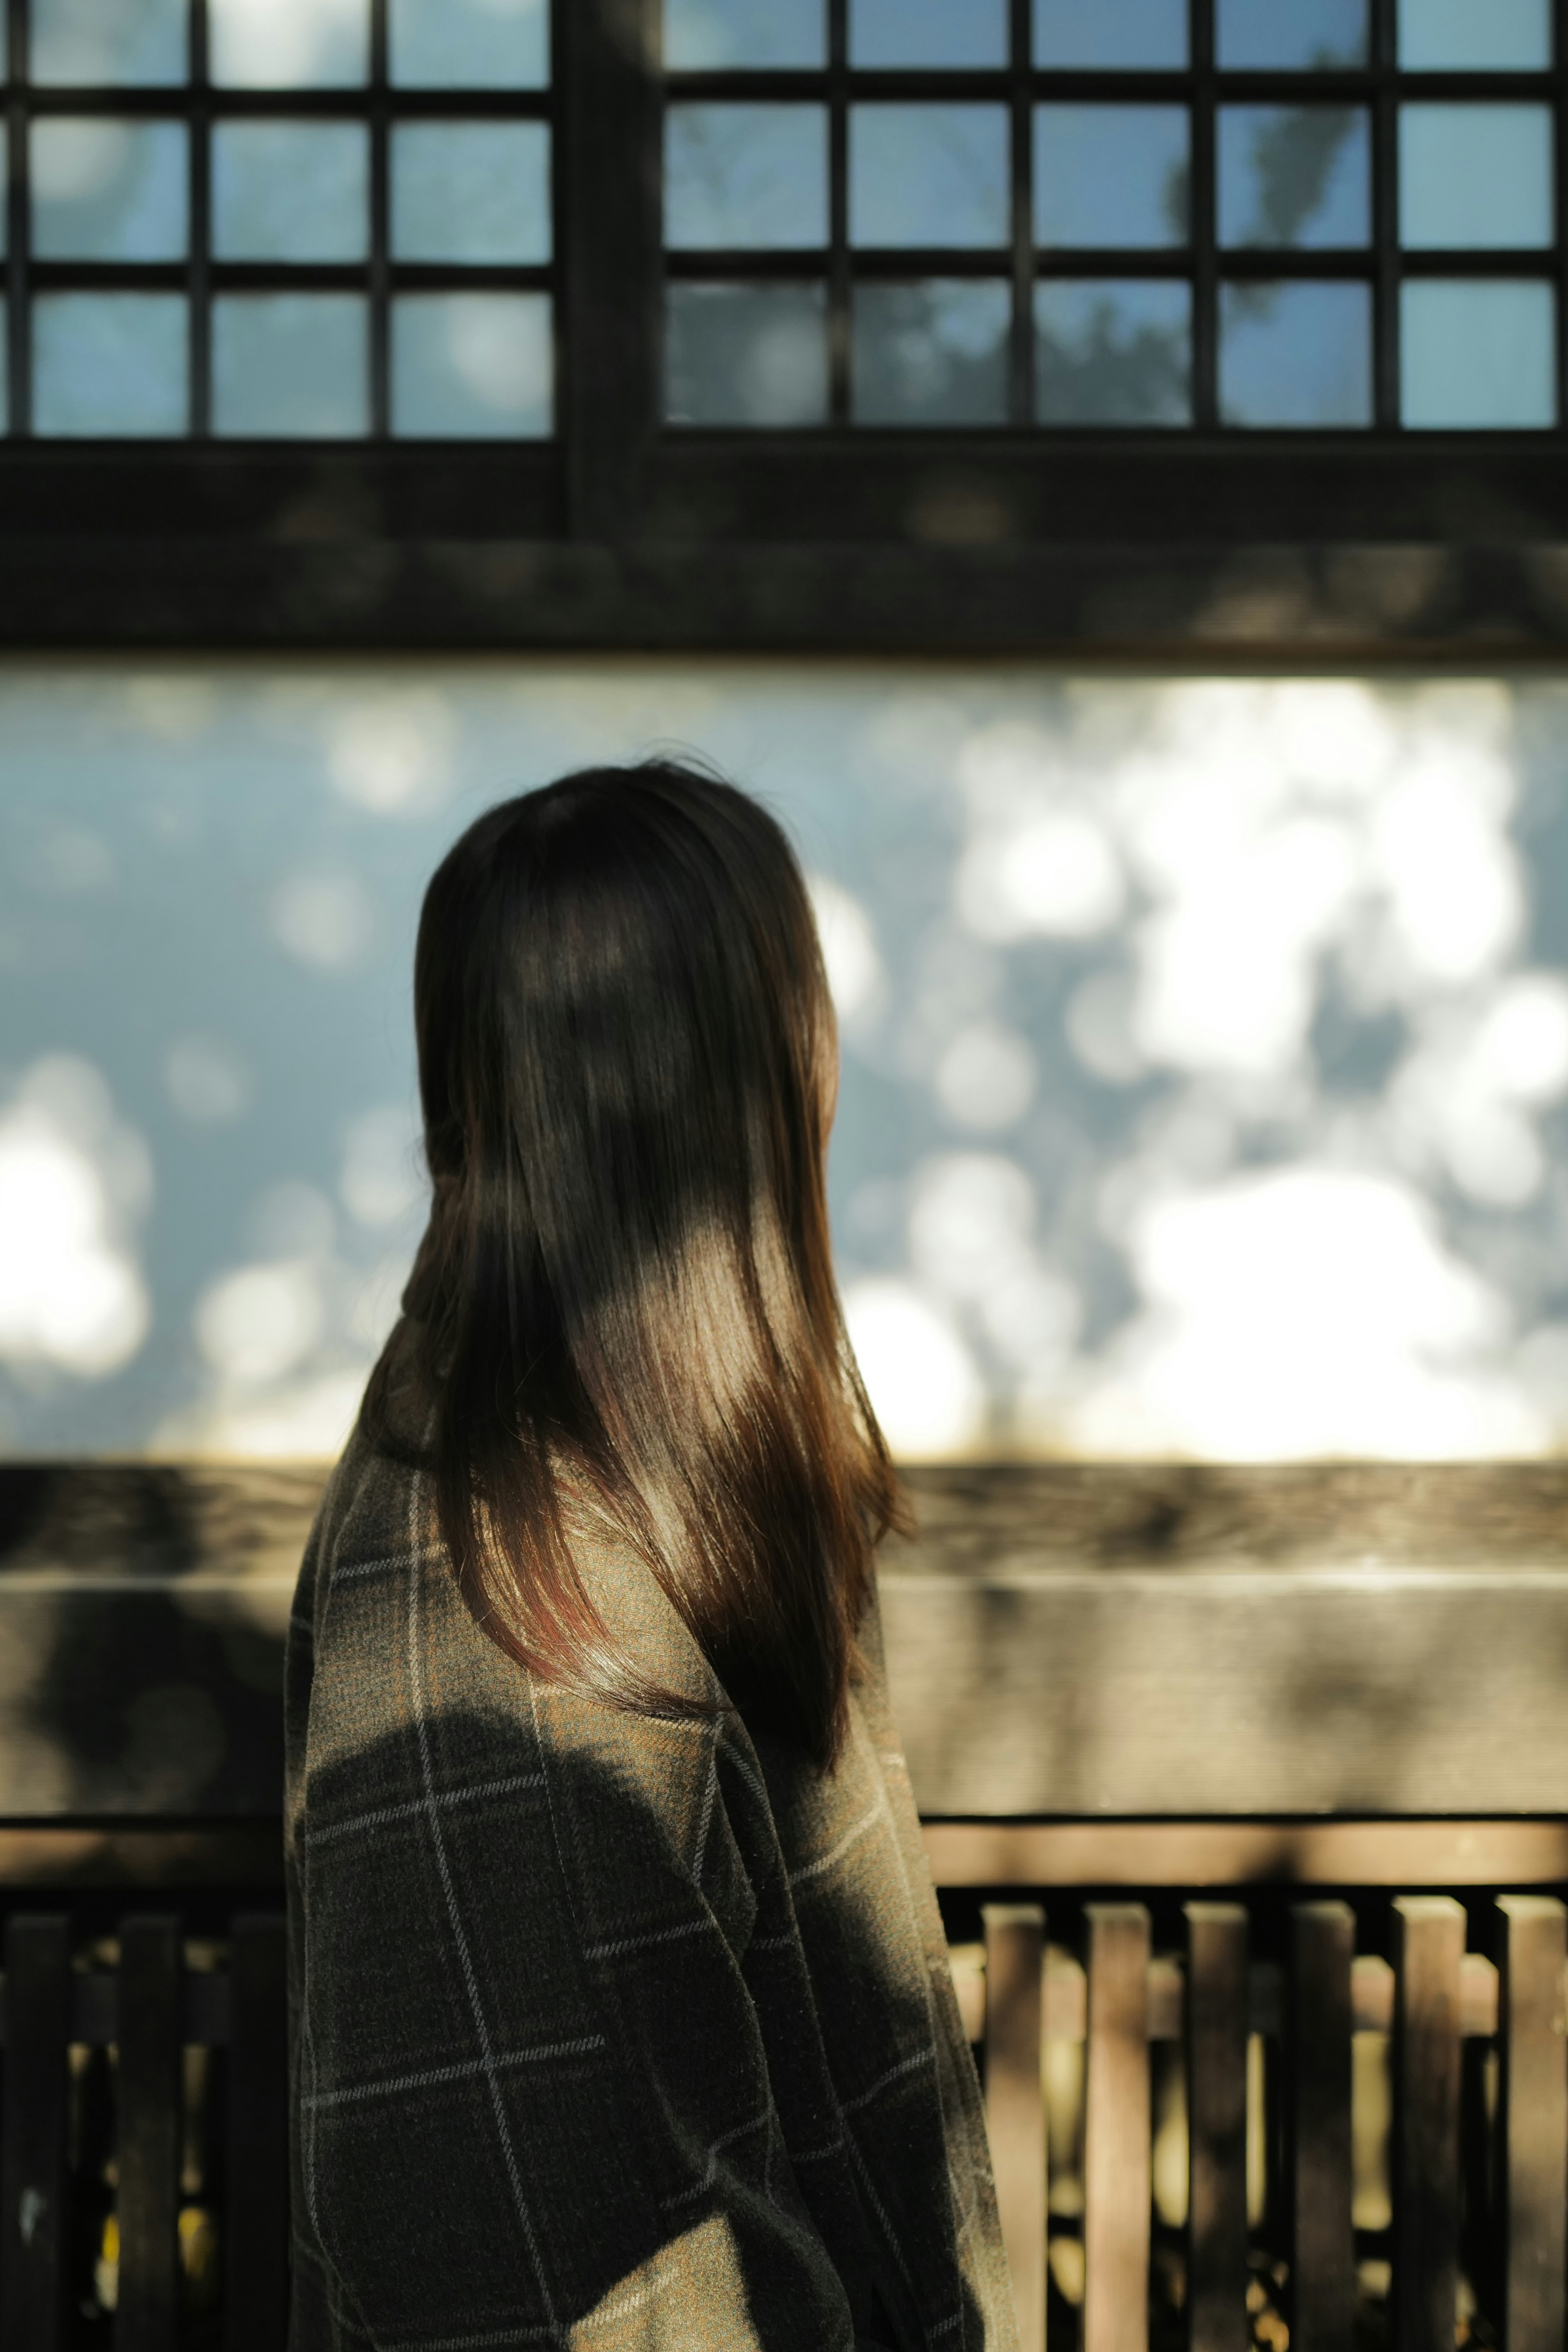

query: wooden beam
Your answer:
[9,1463,1568,1820]
[921,1820,1568,1889]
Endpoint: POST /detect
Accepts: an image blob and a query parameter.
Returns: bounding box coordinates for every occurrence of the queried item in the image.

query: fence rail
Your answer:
[3,1889,1564,2352]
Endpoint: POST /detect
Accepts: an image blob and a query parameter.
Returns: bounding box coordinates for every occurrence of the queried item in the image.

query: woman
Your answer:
[286,762,1017,2351]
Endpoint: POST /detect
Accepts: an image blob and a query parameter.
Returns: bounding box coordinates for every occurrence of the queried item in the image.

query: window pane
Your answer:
[1035,105,1188,250]
[33,293,187,434]
[664,0,824,67]
[1399,0,1550,68]
[1218,107,1370,249]
[851,106,1009,249]
[1216,0,1367,66]
[1401,105,1552,250]
[212,295,368,435]
[31,120,186,261]
[390,0,548,86]
[850,0,1007,67]
[213,122,368,260]
[31,0,186,85]
[1401,279,1555,425]
[666,282,828,423]
[1033,0,1186,68]
[1035,279,1190,423]
[666,105,827,249]
[209,0,369,87]
[392,124,550,263]
[1219,281,1371,425]
[853,281,1010,424]
[393,294,552,435]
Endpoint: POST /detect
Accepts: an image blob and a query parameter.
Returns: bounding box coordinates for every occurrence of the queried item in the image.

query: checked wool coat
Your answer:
[285,1378,1018,2352]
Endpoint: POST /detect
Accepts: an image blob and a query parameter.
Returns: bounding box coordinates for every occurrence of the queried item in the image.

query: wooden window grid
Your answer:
[0,0,1563,648]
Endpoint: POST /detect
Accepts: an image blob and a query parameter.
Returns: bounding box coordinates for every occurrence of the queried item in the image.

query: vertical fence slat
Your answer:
[1084,1903,1150,2352]
[117,1915,183,2352]
[0,1914,72,2352]
[984,1904,1046,2352]
[1289,1901,1355,2352]
[1497,1895,1568,2352]
[224,1913,290,2352]
[1392,1896,1464,2352]
[1187,1903,1249,2352]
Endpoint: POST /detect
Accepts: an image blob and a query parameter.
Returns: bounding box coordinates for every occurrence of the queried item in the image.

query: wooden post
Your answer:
[1288,1902,1355,2352]
[117,1915,183,2352]
[0,1914,72,2352]
[224,1913,290,2352]
[1084,1904,1151,2352]
[1186,1904,1249,2352]
[1392,1897,1464,2352]
[1496,1896,1568,2352]
[984,1904,1047,2352]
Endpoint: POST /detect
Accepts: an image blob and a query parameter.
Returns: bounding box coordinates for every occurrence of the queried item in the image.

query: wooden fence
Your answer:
[2,1880,1565,2352]
[4,1460,1568,2347]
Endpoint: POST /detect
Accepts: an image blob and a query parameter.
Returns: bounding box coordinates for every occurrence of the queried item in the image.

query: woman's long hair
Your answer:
[365,760,904,1768]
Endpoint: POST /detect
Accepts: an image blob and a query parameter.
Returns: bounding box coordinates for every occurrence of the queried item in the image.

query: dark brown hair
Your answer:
[366,760,904,1767]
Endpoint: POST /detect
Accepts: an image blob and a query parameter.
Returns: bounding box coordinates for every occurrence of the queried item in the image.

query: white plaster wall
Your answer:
[4,658,1568,1459]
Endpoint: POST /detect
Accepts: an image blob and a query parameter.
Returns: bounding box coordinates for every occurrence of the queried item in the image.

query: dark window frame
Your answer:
[0,0,1565,655]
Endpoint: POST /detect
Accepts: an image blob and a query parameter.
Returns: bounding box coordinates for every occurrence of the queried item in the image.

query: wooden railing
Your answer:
[3,1879,1565,2351]
[4,1461,1568,2346]
[0,1910,286,2352]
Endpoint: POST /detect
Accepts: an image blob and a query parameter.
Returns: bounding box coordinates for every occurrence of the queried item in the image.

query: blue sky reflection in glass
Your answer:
[664,0,825,69]
[1034,0,1187,68]
[1035,107,1189,249]
[1218,107,1371,248]
[31,0,187,84]
[1217,0,1367,67]
[390,0,548,85]
[851,107,1010,248]
[1399,0,1550,69]
[851,0,1007,67]
[666,106,829,248]
[31,120,187,261]
[1220,281,1372,425]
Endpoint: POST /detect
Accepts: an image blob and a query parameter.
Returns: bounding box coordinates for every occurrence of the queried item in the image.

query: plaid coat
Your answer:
[286,1399,1018,2352]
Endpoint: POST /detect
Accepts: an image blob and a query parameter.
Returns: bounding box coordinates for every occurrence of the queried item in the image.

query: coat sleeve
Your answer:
[292,1505,878,2352]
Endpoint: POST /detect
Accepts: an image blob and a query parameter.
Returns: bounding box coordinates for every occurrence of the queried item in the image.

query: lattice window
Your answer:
[1,0,555,438]
[660,0,1567,431]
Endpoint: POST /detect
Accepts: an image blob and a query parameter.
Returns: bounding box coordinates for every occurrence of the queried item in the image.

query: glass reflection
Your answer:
[1218,107,1370,248]
[1219,281,1372,426]
[665,105,828,249]
[1401,279,1555,426]
[1035,279,1190,423]
[851,105,1009,249]
[213,122,368,260]
[851,0,1007,67]
[390,0,548,85]
[33,294,187,435]
[1033,0,1186,68]
[391,124,550,263]
[1034,105,1188,249]
[31,0,186,85]
[30,120,187,261]
[664,0,824,67]
[666,283,829,424]
[853,281,1010,424]
[1399,0,1550,69]
[209,0,368,88]
[393,294,552,436]
[1400,106,1553,250]
[212,295,368,435]
[1216,0,1367,66]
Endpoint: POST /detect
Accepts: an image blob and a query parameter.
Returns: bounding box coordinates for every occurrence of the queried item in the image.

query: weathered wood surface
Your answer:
[8,1461,1568,1816]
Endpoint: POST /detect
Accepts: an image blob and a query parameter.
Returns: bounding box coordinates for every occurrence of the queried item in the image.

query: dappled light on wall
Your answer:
[4,662,1568,1462]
